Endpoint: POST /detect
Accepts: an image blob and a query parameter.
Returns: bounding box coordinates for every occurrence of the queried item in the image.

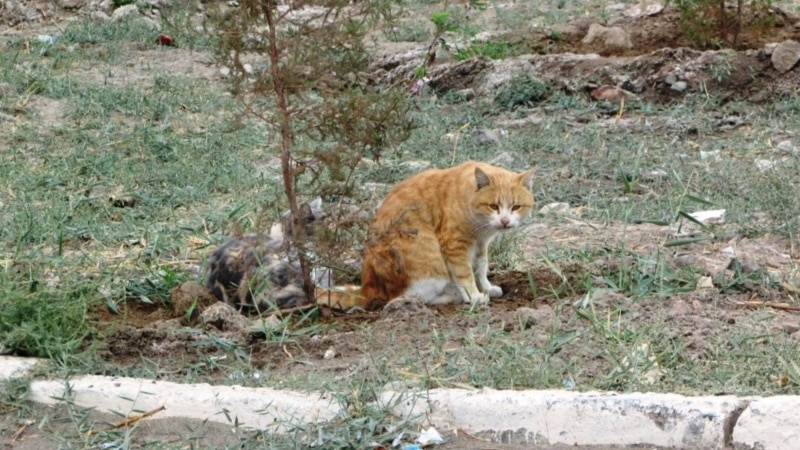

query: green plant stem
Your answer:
[262,0,315,302]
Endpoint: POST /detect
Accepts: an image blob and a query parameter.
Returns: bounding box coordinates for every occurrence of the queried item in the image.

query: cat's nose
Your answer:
[500,217,510,227]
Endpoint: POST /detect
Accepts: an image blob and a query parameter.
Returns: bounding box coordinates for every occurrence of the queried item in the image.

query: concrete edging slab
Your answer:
[2,356,797,449]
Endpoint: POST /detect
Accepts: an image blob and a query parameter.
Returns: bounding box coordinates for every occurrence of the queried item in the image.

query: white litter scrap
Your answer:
[417,427,445,445]
[688,209,725,225]
[699,150,720,160]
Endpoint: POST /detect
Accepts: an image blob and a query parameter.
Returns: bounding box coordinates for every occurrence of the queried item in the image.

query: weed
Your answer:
[493,74,550,111]
[0,270,90,357]
[384,21,431,42]
[453,40,508,61]
[124,265,185,308]
[671,0,774,48]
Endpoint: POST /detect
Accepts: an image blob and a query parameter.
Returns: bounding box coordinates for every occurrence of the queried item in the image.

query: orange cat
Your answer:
[354,161,535,309]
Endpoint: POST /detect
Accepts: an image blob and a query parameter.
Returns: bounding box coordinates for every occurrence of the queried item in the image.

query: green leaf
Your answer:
[677,210,711,232]
[683,194,715,206]
[664,237,710,247]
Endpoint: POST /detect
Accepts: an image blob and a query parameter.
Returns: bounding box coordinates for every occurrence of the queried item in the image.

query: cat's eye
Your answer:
[511,205,521,211]
[489,204,499,211]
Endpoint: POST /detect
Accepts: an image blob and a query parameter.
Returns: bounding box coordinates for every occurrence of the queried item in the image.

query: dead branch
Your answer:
[736,300,800,312]
[113,405,166,428]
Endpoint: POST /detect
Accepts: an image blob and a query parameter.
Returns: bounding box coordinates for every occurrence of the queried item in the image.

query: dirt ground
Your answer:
[4,0,800,448]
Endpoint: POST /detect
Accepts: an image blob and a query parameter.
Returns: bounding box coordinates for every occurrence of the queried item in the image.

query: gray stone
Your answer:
[90,10,110,22]
[581,23,633,51]
[538,202,571,215]
[200,302,250,332]
[670,81,688,92]
[471,127,501,145]
[771,40,800,73]
[489,151,516,167]
[57,0,84,9]
[111,3,139,21]
[515,306,553,329]
[623,2,665,18]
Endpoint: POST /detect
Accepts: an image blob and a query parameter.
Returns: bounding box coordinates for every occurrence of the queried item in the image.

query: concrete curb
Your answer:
[382,388,743,448]
[2,356,796,449]
[28,375,339,432]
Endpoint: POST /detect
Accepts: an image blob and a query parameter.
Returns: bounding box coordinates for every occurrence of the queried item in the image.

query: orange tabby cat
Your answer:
[353,161,535,309]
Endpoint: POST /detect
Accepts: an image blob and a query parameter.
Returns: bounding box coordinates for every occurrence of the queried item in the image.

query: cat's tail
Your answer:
[315,285,370,310]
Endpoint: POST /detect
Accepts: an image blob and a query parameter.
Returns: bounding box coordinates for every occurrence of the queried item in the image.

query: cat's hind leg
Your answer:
[404,278,460,304]
[396,229,466,304]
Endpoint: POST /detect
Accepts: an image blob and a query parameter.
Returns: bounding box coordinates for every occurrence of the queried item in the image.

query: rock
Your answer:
[489,151,516,167]
[93,0,114,13]
[455,88,476,101]
[111,4,139,21]
[249,315,281,333]
[581,23,633,51]
[640,169,667,182]
[623,2,664,18]
[697,276,714,289]
[674,254,697,268]
[669,299,692,316]
[57,0,84,9]
[726,258,761,274]
[559,166,573,179]
[200,302,250,332]
[170,281,218,324]
[401,160,430,172]
[699,150,720,160]
[755,159,775,172]
[538,202,570,215]
[670,81,688,92]
[777,140,796,153]
[516,306,553,329]
[470,127,501,145]
[142,0,171,7]
[763,42,779,56]
[771,40,800,73]
[323,347,336,360]
[590,85,636,101]
[90,10,110,22]
[585,289,631,307]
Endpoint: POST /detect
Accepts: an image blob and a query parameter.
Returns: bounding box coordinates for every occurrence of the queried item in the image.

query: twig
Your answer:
[261,303,317,318]
[113,405,166,428]
[736,300,800,312]
[282,345,293,360]
[11,422,28,441]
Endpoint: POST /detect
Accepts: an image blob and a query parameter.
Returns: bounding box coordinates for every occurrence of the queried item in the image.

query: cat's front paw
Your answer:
[461,290,490,305]
[471,292,490,305]
[487,284,503,298]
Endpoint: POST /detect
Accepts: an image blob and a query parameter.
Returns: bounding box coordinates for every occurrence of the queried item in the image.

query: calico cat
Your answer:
[357,161,535,309]
[205,199,329,312]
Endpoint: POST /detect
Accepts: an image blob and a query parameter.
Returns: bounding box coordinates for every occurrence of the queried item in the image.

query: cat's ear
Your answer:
[308,197,323,212]
[298,201,313,220]
[475,167,491,190]
[517,166,536,188]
